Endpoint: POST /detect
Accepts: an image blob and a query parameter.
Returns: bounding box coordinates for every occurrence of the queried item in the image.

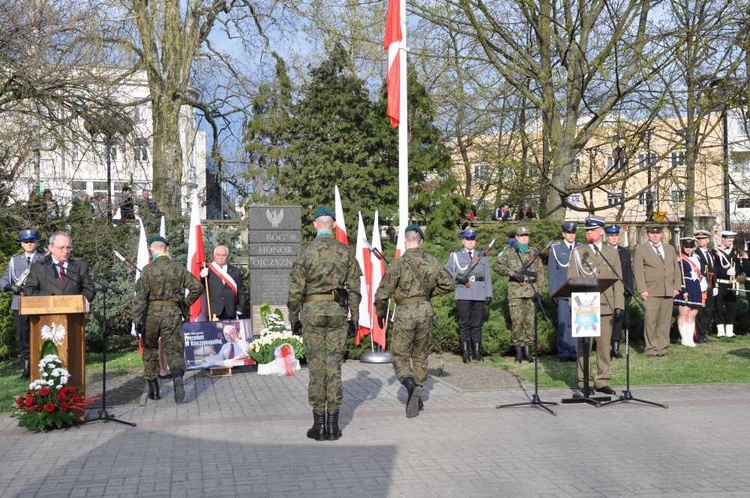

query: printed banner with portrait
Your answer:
[183,319,255,370]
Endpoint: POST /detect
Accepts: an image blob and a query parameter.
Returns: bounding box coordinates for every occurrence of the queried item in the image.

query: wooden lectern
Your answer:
[20,295,89,393]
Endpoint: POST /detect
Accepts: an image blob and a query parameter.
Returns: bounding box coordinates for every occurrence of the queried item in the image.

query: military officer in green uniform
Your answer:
[492,226,546,363]
[288,206,362,441]
[132,236,204,402]
[374,225,455,418]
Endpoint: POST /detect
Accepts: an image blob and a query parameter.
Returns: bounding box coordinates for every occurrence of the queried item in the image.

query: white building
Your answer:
[10,70,207,217]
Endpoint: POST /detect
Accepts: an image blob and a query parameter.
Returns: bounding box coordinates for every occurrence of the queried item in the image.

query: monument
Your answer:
[247,206,301,331]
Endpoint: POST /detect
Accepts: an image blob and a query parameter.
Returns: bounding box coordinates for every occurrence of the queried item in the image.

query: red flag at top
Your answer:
[384,0,402,128]
[334,185,348,245]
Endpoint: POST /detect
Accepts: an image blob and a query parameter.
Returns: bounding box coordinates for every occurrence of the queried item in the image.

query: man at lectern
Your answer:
[567,218,624,396]
[24,231,96,303]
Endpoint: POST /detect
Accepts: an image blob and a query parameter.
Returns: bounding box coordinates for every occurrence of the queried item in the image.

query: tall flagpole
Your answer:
[398,0,408,236]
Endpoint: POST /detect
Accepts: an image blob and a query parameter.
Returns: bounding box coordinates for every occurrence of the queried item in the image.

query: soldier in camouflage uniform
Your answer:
[132,236,204,402]
[492,226,546,363]
[288,206,361,441]
[374,225,455,418]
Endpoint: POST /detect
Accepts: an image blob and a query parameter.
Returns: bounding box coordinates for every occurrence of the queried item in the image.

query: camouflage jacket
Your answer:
[374,247,455,317]
[493,245,546,299]
[287,233,362,321]
[131,255,204,322]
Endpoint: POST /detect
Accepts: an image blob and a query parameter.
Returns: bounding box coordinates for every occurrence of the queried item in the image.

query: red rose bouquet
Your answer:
[11,354,94,432]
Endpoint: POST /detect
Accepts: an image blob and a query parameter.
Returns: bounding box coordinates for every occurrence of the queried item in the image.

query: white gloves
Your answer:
[200,268,209,278]
[713,287,719,297]
[727,268,736,277]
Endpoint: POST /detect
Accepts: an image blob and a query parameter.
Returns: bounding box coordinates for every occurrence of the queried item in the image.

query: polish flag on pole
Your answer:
[131,216,151,351]
[186,192,207,322]
[334,185,348,245]
[355,213,373,344]
[385,0,402,128]
[370,211,387,348]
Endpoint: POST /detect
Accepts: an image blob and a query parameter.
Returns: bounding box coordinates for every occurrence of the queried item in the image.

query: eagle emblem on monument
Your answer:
[266,208,284,228]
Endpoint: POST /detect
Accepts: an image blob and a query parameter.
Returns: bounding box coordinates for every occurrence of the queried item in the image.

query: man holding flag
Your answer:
[200,245,245,321]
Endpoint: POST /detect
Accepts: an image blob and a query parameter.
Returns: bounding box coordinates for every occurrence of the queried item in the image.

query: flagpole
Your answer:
[398,0,408,238]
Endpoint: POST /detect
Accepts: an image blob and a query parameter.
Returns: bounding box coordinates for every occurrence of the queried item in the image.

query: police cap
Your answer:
[461,228,477,239]
[584,217,605,230]
[18,229,39,242]
[604,225,621,235]
[561,222,577,233]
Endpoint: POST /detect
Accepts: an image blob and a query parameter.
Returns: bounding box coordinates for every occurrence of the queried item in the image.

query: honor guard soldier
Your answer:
[0,229,44,378]
[633,225,682,357]
[604,225,633,359]
[713,231,743,338]
[493,226,546,363]
[548,222,580,361]
[375,225,454,418]
[445,228,493,363]
[288,206,362,440]
[694,229,715,342]
[132,236,204,402]
[567,218,624,395]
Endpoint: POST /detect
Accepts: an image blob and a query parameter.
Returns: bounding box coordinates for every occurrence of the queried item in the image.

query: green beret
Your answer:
[405,224,424,239]
[312,206,335,220]
[147,235,168,245]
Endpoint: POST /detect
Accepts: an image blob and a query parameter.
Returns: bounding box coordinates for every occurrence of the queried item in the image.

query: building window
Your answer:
[607,191,623,207]
[134,138,148,162]
[671,150,686,168]
[71,181,87,199]
[638,152,657,169]
[737,198,750,209]
[473,164,489,181]
[638,191,659,206]
[670,188,687,205]
[571,158,581,175]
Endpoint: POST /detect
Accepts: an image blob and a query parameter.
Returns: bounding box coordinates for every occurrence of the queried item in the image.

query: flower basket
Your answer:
[247,305,304,369]
[11,355,95,432]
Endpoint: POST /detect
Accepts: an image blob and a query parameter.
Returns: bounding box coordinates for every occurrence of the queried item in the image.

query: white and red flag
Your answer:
[385,0,402,128]
[355,212,373,344]
[370,210,387,348]
[186,192,207,322]
[334,185,348,245]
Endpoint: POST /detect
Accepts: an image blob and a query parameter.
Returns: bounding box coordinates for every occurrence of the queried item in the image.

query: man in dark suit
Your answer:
[24,231,96,302]
[200,245,245,321]
[694,229,715,343]
[604,225,633,358]
[633,225,681,357]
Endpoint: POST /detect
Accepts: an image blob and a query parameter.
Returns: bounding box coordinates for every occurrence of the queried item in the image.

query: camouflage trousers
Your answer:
[302,310,347,413]
[143,307,185,380]
[509,298,535,347]
[390,303,434,385]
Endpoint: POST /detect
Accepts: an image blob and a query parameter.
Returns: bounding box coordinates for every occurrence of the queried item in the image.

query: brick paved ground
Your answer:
[1,360,750,498]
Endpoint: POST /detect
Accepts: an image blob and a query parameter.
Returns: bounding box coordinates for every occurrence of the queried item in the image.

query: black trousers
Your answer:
[696,290,714,339]
[714,285,737,325]
[456,300,485,344]
[13,309,30,361]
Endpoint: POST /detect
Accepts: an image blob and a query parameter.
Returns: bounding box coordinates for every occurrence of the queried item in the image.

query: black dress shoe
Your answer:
[575,386,595,397]
[596,386,617,395]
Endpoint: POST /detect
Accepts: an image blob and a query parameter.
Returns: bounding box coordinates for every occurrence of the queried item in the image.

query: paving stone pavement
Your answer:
[2,360,750,498]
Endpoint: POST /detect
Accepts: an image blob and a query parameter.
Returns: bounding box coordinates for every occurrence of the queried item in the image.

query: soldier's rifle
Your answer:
[6,249,50,293]
[456,238,496,287]
[114,250,147,340]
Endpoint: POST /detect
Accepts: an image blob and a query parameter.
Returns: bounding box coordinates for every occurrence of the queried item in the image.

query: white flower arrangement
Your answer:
[40,324,66,345]
[247,306,304,364]
[30,355,71,390]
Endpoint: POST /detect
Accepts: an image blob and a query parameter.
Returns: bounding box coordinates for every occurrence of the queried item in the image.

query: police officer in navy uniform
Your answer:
[445,228,493,363]
[604,225,633,358]
[0,229,44,378]
[548,222,579,361]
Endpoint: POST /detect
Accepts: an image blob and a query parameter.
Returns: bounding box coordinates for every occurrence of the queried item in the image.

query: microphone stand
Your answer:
[55,261,138,427]
[588,245,668,409]
[497,243,557,416]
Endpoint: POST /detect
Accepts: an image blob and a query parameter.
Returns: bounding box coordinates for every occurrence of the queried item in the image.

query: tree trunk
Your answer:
[151,93,183,218]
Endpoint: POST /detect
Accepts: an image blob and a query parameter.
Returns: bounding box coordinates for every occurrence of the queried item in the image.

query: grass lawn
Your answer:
[487,335,750,388]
